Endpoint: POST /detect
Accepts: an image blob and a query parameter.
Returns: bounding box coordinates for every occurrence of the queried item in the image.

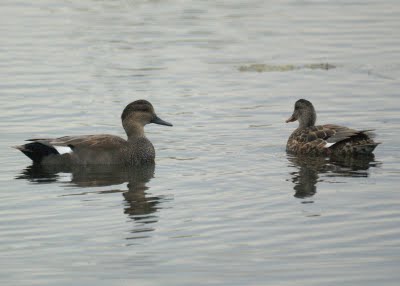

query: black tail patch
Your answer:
[17,142,59,163]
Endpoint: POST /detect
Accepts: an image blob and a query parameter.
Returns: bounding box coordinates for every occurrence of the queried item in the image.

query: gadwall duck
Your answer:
[286,99,380,156]
[14,100,172,165]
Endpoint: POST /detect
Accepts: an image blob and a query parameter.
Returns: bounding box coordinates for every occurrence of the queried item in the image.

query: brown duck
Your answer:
[14,100,172,165]
[286,99,380,156]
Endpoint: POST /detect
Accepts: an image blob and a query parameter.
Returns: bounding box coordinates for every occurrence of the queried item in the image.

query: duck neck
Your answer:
[298,109,316,129]
[123,120,146,141]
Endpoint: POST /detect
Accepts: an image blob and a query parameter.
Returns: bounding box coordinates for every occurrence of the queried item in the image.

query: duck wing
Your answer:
[322,124,375,146]
[291,124,375,153]
[296,124,370,145]
[26,135,127,152]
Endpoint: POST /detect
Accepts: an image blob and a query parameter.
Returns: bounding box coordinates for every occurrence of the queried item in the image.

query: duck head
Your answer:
[286,99,317,128]
[122,100,172,138]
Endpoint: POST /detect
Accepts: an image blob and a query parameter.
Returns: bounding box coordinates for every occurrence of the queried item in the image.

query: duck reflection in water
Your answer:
[16,163,163,225]
[287,154,378,199]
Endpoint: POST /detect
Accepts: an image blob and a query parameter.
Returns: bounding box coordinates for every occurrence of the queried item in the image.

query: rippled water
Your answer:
[1,1,400,285]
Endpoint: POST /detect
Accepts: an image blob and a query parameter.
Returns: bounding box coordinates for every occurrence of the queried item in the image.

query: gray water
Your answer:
[1,1,400,285]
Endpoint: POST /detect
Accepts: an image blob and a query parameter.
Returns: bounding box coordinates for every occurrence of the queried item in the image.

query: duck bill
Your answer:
[285,114,297,123]
[151,115,173,126]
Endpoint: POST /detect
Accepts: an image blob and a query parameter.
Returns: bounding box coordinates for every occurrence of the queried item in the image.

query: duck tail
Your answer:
[12,142,59,163]
[352,142,381,155]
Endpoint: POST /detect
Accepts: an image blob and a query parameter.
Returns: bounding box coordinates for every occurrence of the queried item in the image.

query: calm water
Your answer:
[1,1,400,285]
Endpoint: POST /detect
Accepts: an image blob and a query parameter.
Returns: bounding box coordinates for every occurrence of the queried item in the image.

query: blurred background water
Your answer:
[1,1,400,285]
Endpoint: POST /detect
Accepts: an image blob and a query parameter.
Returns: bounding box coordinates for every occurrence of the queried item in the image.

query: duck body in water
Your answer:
[14,100,172,166]
[286,99,380,156]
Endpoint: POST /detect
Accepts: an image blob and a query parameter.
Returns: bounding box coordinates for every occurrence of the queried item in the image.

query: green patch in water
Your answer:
[238,63,336,72]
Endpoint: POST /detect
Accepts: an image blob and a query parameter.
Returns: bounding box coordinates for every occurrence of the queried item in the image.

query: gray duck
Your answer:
[286,99,380,156]
[14,100,172,165]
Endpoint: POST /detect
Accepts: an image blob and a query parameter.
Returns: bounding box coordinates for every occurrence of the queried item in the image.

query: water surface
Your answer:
[1,1,400,285]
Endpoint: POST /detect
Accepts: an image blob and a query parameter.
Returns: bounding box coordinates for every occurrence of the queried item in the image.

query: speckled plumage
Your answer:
[286,99,380,156]
[14,100,172,165]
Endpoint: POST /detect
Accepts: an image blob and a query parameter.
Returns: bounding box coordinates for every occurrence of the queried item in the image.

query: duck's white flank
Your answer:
[324,142,336,148]
[54,146,73,154]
